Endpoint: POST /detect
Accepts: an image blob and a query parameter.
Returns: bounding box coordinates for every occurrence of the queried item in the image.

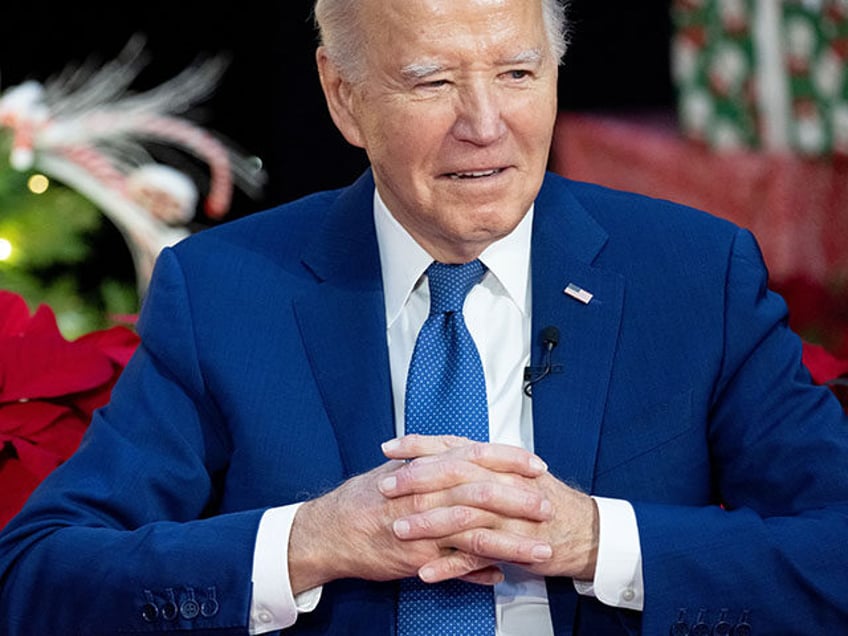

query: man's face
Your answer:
[327,0,559,262]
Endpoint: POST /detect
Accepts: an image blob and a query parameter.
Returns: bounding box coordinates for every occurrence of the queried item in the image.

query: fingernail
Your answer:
[530,457,548,472]
[378,476,397,493]
[419,567,436,582]
[381,439,400,453]
[540,499,552,516]
[393,519,410,537]
[532,544,553,561]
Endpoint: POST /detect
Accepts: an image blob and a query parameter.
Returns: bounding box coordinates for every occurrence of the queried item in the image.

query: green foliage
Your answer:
[0,131,139,339]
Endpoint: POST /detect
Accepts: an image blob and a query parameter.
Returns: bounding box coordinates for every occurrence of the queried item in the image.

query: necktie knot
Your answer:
[426,260,486,315]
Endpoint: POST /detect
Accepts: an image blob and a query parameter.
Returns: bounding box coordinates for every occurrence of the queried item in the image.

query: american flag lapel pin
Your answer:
[564,282,593,304]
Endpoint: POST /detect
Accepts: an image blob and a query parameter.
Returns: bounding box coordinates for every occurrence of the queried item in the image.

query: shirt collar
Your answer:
[373,188,533,328]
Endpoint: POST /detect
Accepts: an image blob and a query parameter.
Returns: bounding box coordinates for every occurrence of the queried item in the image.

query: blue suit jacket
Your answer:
[2,171,848,635]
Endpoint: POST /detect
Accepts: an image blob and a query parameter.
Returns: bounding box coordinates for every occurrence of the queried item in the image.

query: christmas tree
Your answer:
[0,130,137,338]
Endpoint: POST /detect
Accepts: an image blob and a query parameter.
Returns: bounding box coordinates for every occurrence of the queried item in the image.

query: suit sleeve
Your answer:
[0,248,264,635]
[634,228,848,634]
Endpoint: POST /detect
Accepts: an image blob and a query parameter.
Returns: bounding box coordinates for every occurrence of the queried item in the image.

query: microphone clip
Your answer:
[523,325,562,397]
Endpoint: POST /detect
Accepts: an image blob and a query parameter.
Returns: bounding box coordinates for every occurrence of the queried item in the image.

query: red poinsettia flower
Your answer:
[774,275,848,357]
[0,291,139,528]
[769,276,848,411]
[802,341,848,412]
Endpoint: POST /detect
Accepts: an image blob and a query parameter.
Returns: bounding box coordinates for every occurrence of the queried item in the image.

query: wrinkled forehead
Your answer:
[359,0,549,68]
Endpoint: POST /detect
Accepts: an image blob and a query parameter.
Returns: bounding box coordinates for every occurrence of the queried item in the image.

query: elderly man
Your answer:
[2,0,848,634]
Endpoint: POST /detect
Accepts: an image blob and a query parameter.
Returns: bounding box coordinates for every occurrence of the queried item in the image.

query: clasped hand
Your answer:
[289,435,599,595]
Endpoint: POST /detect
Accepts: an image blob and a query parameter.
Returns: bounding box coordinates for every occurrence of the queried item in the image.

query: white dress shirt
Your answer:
[248,190,644,634]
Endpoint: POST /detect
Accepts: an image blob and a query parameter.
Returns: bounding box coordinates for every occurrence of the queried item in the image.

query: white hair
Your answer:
[314,0,570,83]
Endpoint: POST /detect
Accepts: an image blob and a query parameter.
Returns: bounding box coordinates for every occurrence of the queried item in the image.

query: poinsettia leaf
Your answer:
[0,456,43,528]
[0,402,87,462]
[0,336,114,401]
[25,304,68,343]
[802,341,848,385]
[0,400,70,437]
[0,291,33,336]
[27,410,88,459]
[76,325,140,367]
[0,292,117,400]
[70,375,121,420]
[3,437,64,481]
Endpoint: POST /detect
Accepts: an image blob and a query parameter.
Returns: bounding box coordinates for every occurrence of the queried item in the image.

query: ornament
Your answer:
[0,36,265,293]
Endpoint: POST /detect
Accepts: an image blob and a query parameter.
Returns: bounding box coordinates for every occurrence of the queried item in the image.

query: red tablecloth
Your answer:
[550,112,848,283]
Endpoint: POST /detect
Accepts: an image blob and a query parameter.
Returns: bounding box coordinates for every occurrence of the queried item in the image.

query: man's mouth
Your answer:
[446,168,504,179]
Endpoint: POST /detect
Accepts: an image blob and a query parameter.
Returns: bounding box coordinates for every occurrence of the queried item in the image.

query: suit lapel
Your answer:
[530,175,625,493]
[530,176,625,636]
[293,171,396,478]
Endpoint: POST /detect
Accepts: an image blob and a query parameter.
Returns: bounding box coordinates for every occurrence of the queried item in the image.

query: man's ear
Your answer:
[316,47,366,149]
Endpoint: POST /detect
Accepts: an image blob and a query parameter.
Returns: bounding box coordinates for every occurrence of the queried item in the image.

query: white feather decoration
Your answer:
[0,36,266,293]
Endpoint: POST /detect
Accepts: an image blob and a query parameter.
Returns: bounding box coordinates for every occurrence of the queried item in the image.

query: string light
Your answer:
[27,174,49,194]
[0,238,12,261]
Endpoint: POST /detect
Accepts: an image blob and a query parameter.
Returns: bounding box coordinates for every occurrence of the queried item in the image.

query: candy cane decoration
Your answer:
[0,37,266,292]
[135,115,235,218]
[57,144,128,196]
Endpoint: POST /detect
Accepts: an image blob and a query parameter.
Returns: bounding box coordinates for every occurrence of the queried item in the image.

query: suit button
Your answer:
[162,601,178,621]
[734,610,752,636]
[691,622,710,636]
[162,588,179,620]
[181,598,200,619]
[258,611,273,624]
[141,603,159,623]
[201,597,220,617]
[670,620,690,636]
[201,586,220,617]
[713,620,732,635]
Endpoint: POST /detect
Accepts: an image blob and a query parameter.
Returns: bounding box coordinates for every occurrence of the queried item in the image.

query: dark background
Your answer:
[0,1,674,217]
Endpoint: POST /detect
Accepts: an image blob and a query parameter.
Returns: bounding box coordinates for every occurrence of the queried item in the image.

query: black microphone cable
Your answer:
[523,325,560,397]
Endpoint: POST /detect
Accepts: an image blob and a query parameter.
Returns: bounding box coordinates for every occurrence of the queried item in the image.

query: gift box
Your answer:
[672,0,848,155]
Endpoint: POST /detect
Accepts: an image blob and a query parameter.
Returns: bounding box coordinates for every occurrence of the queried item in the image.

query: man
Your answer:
[2,0,848,634]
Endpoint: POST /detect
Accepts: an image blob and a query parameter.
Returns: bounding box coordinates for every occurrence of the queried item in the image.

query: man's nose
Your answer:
[451,84,507,145]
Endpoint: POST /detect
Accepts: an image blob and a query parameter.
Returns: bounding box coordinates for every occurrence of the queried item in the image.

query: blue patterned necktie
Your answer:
[398,259,495,635]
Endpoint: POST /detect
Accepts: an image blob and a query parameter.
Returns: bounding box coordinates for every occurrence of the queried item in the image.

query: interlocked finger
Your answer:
[383,436,548,478]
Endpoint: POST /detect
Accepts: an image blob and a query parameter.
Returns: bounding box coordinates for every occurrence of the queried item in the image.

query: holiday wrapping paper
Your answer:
[672,0,848,155]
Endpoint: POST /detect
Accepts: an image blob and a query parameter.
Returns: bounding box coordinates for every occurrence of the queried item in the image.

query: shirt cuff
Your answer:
[572,496,644,611]
[249,504,323,634]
